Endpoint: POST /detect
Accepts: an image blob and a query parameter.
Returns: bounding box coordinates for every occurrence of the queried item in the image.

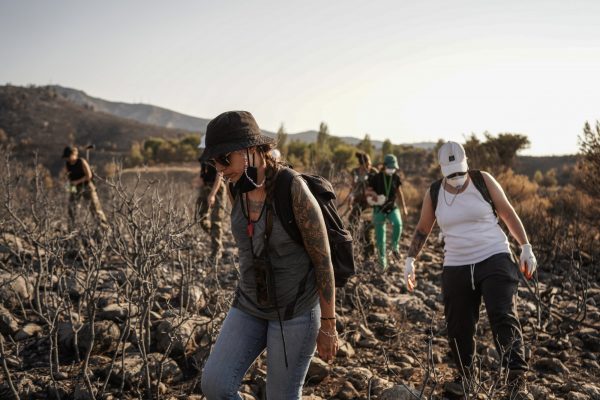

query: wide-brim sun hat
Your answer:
[384,154,399,169]
[199,111,275,161]
[438,141,468,176]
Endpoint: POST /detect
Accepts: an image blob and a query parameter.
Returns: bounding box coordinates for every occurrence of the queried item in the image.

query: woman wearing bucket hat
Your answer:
[365,153,408,270]
[199,111,338,399]
[404,141,536,399]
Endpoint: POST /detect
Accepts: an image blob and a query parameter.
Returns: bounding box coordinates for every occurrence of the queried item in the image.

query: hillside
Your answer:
[0,85,194,173]
[51,85,437,150]
[52,85,212,133]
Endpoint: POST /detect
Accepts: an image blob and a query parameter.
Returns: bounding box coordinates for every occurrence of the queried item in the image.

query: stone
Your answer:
[97,303,139,322]
[14,323,42,341]
[78,320,121,355]
[306,357,329,385]
[533,357,570,375]
[336,339,355,358]
[369,377,394,397]
[152,316,213,357]
[0,304,20,336]
[175,285,206,313]
[348,367,373,390]
[380,384,420,400]
[0,274,33,308]
[99,352,182,387]
[336,381,360,400]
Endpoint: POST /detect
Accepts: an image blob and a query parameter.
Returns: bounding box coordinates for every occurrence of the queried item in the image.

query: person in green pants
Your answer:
[366,154,408,270]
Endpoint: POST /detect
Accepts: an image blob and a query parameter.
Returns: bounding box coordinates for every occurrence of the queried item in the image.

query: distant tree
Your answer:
[381,139,393,158]
[128,141,144,166]
[331,144,357,172]
[180,134,200,149]
[577,121,600,196]
[276,124,288,156]
[357,134,374,160]
[464,132,530,173]
[317,122,330,148]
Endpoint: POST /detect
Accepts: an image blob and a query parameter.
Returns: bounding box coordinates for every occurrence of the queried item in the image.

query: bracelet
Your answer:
[320,317,336,320]
[319,329,338,338]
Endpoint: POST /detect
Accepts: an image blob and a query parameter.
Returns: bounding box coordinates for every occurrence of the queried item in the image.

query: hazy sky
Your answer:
[2,0,600,155]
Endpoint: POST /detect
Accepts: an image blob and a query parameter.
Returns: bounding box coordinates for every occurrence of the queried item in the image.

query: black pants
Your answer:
[442,252,528,374]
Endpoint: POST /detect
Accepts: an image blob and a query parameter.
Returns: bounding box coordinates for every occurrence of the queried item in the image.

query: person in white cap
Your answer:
[403,141,536,399]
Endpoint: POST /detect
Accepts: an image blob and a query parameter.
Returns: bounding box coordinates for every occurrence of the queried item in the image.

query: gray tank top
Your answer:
[231,191,318,320]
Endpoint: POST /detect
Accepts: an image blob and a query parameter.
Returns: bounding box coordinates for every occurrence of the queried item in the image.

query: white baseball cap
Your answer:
[438,141,468,177]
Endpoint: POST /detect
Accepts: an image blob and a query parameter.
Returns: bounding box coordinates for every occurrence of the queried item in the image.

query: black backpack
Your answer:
[273,167,355,287]
[429,169,497,216]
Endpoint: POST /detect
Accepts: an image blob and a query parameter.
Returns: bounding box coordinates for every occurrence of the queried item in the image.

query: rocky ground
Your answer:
[0,160,598,400]
[0,216,599,400]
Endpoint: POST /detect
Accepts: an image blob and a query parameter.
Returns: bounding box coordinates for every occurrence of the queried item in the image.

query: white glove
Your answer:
[404,257,416,291]
[519,244,537,280]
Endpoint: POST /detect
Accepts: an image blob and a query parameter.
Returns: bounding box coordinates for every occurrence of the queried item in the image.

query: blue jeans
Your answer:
[201,304,320,399]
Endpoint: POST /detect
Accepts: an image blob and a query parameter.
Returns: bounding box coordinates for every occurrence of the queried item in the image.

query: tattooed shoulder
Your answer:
[290,177,334,302]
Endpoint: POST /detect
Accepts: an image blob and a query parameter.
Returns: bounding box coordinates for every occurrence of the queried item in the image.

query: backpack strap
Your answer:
[468,170,497,217]
[429,178,443,214]
[273,167,303,245]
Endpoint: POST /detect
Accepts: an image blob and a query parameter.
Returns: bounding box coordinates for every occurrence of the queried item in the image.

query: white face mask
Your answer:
[447,174,467,188]
[385,168,395,175]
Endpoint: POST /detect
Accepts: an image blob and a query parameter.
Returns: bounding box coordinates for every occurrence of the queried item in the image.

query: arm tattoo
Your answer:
[291,177,335,303]
[408,230,429,258]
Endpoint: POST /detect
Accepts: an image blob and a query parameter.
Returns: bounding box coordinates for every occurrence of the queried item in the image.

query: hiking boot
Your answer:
[504,372,534,400]
[443,375,468,399]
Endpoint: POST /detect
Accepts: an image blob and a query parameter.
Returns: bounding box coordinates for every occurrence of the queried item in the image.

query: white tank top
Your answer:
[435,180,510,266]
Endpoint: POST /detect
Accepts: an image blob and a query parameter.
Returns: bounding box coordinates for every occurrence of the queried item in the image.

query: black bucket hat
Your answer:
[199,111,275,161]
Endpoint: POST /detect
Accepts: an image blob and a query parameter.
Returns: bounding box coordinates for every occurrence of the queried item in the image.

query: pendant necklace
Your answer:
[443,179,462,207]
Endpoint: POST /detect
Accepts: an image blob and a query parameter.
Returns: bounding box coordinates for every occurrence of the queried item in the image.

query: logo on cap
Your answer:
[449,155,455,162]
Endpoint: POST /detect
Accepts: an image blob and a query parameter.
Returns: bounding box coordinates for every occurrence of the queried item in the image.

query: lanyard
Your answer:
[383,173,393,198]
[241,193,269,258]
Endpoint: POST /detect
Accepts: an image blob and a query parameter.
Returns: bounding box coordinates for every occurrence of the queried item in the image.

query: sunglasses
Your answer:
[209,152,231,167]
[446,171,467,179]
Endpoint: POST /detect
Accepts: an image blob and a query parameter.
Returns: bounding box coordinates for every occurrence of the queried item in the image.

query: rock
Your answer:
[152,316,212,357]
[73,382,96,400]
[566,392,589,400]
[583,359,600,371]
[348,367,373,390]
[14,323,42,340]
[97,303,139,322]
[336,339,355,358]
[367,312,388,323]
[380,384,420,400]
[78,321,121,355]
[397,354,415,365]
[529,384,551,399]
[175,285,206,313]
[336,381,360,400]
[533,357,570,375]
[306,357,329,384]
[357,337,379,348]
[0,274,33,308]
[369,377,394,397]
[99,352,182,387]
[579,383,600,398]
[0,304,20,336]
